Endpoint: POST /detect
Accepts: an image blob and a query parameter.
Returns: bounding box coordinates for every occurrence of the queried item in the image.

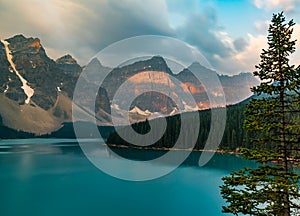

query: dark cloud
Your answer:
[175,7,236,69]
[83,0,175,51]
[0,0,174,65]
[233,37,249,52]
[0,0,253,74]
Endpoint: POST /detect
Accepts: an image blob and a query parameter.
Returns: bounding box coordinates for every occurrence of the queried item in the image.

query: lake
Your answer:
[0,139,256,216]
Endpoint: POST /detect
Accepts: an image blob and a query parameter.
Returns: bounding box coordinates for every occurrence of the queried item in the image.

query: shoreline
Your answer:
[106,143,240,155]
[106,143,300,166]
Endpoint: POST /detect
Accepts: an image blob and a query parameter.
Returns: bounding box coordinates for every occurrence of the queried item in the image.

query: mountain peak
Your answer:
[56,54,81,76]
[188,62,212,71]
[131,56,173,74]
[7,34,37,44]
[87,57,104,67]
[190,61,202,67]
[7,34,26,41]
[151,55,165,61]
[56,54,78,65]
[84,57,111,73]
[150,56,169,66]
[4,34,45,54]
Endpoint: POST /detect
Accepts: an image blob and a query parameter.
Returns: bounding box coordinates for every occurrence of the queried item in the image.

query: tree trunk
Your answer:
[280,72,290,216]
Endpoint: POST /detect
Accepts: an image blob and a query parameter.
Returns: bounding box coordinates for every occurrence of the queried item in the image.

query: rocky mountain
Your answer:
[100,56,178,115]
[56,54,82,75]
[81,58,111,84]
[175,62,259,107]
[0,34,110,134]
[96,56,259,118]
[0,34,259,136]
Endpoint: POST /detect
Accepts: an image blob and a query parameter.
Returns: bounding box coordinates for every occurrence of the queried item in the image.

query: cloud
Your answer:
[3,0,296,75]
[172,7,266,74]
[233,37,249,52]
[254,20,270,34]
[253,0,299,12]
[234,34,268,72]
[204,33,267,74]
[292,24,300,46]
[175,8,236,68]
[0,0,174,64]
[291,23,300,66]
[221,23,300,75]
[0,0,243,74]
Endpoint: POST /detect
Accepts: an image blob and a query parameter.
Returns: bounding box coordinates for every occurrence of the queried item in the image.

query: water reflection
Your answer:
[0,139,257,173]
[0,139,269,216]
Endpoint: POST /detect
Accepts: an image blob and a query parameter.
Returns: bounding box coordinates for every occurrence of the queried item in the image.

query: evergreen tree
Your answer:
[221,12,300,216]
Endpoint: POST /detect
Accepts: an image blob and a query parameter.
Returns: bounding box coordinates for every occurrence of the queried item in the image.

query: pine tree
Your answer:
[220,12,300,216]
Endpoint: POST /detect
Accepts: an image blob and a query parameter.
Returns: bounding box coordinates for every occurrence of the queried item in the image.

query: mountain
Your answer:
[81,57,112,84]
[0,34,110,134]
[0,34,259,136]
[95,56,259,118]
[56,54,82,76]
[219,72,260,104]
[175,62,260,108]
[107,101,249,151]
[100,56,179,116]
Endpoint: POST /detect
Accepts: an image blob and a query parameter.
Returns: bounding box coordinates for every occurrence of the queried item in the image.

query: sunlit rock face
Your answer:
[100,56,259,116]
[0,34,259,134]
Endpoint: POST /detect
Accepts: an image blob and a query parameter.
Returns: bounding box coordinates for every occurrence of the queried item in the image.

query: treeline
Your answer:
[0,121,115,140]
[107,100,252,151]
[0,125,36,139]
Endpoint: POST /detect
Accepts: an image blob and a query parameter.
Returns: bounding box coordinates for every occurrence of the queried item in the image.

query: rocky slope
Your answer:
[0,34,259,135]
[97,56,259,116]
[0,35,110,134]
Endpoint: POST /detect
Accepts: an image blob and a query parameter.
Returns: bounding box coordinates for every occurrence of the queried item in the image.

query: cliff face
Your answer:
[0,35,110,134]
[98,56,258,116]
[3,35,63,110]
[56,54,82,75]
[175,63,260,108]
[0,34,259,135]
[100,57,179,114]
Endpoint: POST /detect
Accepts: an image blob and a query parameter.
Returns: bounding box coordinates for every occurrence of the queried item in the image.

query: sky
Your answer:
[1,0,300,75]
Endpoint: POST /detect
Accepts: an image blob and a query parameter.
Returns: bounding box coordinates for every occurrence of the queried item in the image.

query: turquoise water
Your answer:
[0,139,256,216]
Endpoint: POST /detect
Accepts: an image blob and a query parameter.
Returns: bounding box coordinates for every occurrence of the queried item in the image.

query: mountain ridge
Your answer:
[0,34,259,135]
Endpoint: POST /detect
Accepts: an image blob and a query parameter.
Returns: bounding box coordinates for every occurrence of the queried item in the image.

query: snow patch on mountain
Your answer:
[1,40,35,104]
[4,85,9,93]
[170,107,179,116]
[129,106,151,116]
[29,60,37,69]
[111,104,122,111]
[182,101,198,111]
